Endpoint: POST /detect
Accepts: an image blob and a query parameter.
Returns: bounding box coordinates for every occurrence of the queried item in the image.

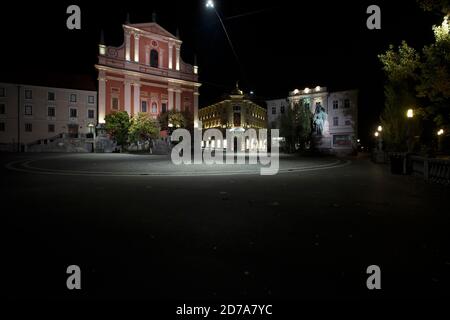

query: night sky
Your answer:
[0,0,441,142]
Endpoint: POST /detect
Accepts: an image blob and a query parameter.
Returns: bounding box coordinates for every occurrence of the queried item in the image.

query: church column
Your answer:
[134,33,140,63]
[193,89,199,128]
[175,89,181,111]
[159,48,164,68]
[168,87,174,111]
[124,80,131,114]
[133,83,141,116]
[125,31,131,61]
[175,45,180,71]
[168,43,173,69]
[98,70,106,124]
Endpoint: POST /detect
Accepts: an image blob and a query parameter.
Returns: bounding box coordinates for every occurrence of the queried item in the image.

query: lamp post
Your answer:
[406,108,414,153]
[437,128,445,152]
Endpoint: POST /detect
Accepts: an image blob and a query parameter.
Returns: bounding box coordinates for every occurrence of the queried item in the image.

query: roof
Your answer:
[125,22,179,41]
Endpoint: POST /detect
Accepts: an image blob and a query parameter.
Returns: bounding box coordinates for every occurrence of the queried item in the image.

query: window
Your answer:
[0,103,5,114]
[333,134,351,146]
[272,107,276,115]
[25,123,32,132]
[70,108,77,118]
[151,102,158,113]
[88,109,95,119]
[112,97,119,110]
[280,106,285,114]
[345,120,351,126]
[48,124,55,133]
[141,101,147,113]
[162,103,167,113]
[25,89,32,100]
[70,94,77,103]
[233,105,241,111]
[48,107,55,117]
[344,99,350,108]
[0,122,4,131]
[333,117,339,126]
[48,92,55,101]
[150,49,159,68]
[88,96,95,104]
[24,105,32,116]
[0,87,5,97]
[333,100,338,109]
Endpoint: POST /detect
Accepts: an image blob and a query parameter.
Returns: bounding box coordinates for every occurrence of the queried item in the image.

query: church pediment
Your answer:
[128,23,178,40]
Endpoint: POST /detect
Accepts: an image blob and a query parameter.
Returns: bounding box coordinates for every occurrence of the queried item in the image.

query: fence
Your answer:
[410,155,450,185]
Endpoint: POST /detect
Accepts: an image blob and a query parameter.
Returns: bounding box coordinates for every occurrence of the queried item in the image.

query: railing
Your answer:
[410,155,450,185]
[99,57,199,82]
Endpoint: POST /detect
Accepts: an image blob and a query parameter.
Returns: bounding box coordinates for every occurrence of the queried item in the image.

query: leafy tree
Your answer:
[417,16,450,128]
[104,111,131,148]
[379,42,422,151]
[158,110,186,129]
[279,105,296,152]
[279,102,313,152]
[129,112,160,144]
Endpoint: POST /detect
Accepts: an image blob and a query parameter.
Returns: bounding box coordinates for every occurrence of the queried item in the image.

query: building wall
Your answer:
[327,90,358,150]
[266,98,288,128]
[0,82,97,145]
[199,97,267,130]
[266,87,358,153]
[96,22,201,126]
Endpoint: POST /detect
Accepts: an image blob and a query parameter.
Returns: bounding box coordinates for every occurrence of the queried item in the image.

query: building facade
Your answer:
[0,82,97,149]
[198,85,267,151]
[96,21,201,128]
[267,98,289,129]
[267,86,358,154]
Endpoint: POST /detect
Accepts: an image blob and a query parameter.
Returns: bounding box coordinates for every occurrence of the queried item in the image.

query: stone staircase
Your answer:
[26,133,95,153]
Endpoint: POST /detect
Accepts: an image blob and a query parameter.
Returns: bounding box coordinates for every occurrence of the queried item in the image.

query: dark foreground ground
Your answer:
[1,152,449,303]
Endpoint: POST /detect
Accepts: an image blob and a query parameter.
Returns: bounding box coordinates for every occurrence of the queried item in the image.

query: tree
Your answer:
[378,42,421,151]
[279,105,296,152]
[104,111,131,148]
[158,110,186,130]
[129,112,160,144]
[379,11,450,153]
[279,102,313,152]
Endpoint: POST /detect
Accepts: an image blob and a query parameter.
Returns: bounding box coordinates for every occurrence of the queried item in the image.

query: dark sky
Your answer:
[0,0,441,141]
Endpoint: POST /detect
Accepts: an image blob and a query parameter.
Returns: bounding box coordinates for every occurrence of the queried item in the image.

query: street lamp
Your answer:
[437,129,444,136]
[374,132,379,137]
[407,109,414,118]
[206,0,214,8]
[377,125,383,132]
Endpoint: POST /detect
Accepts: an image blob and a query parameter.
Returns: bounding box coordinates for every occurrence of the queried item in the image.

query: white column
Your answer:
[145,46,150,65]
[124,80,131,114]
[98,71,106,124]
[133,83,140,116]
[193,90,199,128]
[125,32,131,61]
[175,90,181,111]
[168,88,174,111]
[159,49,164,68]
[176,46,180,71]
[168,43,173,69]
[134,34,140,63]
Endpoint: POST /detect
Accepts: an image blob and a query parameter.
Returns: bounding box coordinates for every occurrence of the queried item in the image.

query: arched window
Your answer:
[150,49,158,68]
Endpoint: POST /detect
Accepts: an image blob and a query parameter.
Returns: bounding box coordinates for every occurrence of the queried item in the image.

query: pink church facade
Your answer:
[95,22,201,128]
